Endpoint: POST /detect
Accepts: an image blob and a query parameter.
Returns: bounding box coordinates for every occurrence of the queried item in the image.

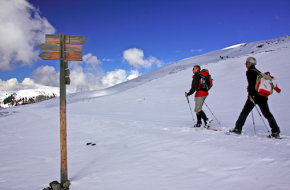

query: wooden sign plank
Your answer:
[38,43,82,52]
[38,52,82,61]
[45,34,88,44]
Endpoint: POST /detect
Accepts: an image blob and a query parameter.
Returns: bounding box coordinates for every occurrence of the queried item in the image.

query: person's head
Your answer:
[193,65,200,74]
[245,57,256,69]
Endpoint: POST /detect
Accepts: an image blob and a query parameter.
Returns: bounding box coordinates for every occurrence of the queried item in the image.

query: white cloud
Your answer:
[0,51,141,92]
[101,70,127,87]
[68,53,128,92]
[0,64,127,93]
[67,61,102,92]
[102,59,114,62]
[0,0,55,70]
[0,65,58,91]
[191,49,203,52]
[123,48,164,69]
[0,78,40,91]
[126,70,142,81]
[32,65,59,86]
[65,52,128,92]
[67,61,127,92]
[83,53,101,64]
[22,78,36,86]
[82,53,103,74]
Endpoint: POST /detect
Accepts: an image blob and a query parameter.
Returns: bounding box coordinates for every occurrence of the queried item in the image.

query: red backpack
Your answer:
[252,69,281,97]
[199,69,213,91]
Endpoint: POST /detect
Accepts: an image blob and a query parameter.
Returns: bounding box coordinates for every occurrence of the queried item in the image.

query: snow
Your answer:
[1,36,290,190]
[0,87,75,108]
[222,43,246,50]
[0,86,60,100]
[0,86,60,107]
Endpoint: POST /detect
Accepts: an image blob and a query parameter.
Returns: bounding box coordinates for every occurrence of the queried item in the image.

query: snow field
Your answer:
[1,37,290,189]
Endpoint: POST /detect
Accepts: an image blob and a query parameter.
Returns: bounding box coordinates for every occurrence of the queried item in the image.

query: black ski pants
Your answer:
[235,97,280,133]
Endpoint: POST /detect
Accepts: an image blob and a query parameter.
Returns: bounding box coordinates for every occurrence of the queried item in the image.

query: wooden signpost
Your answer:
[38,33,88,185]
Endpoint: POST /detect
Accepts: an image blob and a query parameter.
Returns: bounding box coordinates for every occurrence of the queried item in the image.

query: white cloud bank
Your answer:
[126,70,142,81]
[32,65,59,87]
[0,0,55,70]
[0,78,40,91]
[83,53,102,65]
[123,48,163,69]
[67,54,127,92]
[0,53,137,92]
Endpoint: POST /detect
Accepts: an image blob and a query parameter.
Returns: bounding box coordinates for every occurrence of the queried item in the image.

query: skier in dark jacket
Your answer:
[185,65,213,128]
[230,57,281,138]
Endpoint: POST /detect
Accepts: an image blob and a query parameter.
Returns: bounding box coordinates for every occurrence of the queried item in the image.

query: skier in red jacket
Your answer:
[185,65,213,128]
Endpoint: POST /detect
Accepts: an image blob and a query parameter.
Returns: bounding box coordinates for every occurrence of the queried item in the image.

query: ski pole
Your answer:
[185,93,195,125]
[251,111,256,135]
[204,102,220,124]
[252,102,270,135]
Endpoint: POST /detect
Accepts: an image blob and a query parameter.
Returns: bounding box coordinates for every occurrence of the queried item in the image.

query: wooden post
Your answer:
[59,33,68,184]
[38,33,87,188]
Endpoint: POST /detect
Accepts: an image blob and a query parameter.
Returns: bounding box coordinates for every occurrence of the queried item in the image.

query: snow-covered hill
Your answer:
[0,87,60,108]
[47,35,290,105]
[0,36,290,190]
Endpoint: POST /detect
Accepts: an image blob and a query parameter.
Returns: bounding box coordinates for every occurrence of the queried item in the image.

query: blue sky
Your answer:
[0,0,289,92]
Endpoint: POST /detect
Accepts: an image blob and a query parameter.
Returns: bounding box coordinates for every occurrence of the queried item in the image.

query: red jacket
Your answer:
[187,72,209,97]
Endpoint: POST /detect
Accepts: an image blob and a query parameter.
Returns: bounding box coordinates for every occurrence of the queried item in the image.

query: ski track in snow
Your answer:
[1,36,290,190]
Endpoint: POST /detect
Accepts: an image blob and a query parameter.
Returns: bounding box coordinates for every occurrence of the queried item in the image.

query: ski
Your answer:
[226,131,285,139]
[192,126,222,131]
[207,128,222,131]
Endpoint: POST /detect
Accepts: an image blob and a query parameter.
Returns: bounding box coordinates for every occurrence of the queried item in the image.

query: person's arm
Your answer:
[246,70,258,99]
[187,74,200,96]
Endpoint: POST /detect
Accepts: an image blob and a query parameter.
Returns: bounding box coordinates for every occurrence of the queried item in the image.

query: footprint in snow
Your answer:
[260,158,274,163]
[224,166,245,171]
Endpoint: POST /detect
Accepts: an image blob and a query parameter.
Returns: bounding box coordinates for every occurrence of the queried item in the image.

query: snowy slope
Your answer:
[0,86,61,108]
[0,36,290,190]
[36,35,289,105]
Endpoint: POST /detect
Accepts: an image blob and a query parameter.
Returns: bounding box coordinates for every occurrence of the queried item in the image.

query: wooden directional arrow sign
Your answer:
[38,34,87,61]
[39,52,82,61]
[38,43,82,52]
[45,34,88,44]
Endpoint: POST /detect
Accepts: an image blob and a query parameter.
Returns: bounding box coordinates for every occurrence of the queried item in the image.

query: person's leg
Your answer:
[196,113,202,124]
[194,96,206,113]
[256,98,280,134]
[198,110,208,124]
[235,98,255,131]
[194,96,205,127]
[195,96,212,127]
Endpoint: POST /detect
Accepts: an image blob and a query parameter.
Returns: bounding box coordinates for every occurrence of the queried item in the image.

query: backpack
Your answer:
[251,69,281,97]
[198,69,213,91]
